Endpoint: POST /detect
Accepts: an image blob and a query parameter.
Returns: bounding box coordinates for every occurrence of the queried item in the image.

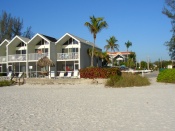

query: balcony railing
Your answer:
[28,53,48,61]
[57,52,78,60]
[8,54,26,62]
[0,56,6,63]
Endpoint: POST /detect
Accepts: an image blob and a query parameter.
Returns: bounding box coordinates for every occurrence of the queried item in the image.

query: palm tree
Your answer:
[84,15,108,67]
[104,36,119,66]
[104,36,119,52]
[125,40,132,60]
[87,48,100,67]
[99,52,110,66]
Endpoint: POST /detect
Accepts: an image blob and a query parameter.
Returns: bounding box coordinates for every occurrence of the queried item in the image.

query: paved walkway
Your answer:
[0,72,175,131]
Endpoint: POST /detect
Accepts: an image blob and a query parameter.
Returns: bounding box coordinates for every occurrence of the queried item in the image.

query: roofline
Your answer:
[0,39,10,46]
[6,36,28,47]
[27,33,51,44]
[55,33,80,45]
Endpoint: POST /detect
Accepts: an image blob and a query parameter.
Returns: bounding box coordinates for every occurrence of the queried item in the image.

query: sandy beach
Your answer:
[0,74,175,131]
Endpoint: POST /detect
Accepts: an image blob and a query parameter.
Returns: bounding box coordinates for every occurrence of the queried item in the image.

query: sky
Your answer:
[0,0,172,62]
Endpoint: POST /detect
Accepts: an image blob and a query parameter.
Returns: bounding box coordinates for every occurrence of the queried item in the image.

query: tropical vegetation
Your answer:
[84,15,108,66]
[104,36,119,52]
[163,0,175,60]
[125,40,132,59]
[105,73,150,87]
[79,67,121,79]
[157,69,175,83]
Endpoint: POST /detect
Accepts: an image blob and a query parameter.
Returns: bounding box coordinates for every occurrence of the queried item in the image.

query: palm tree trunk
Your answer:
[91,38,95,67]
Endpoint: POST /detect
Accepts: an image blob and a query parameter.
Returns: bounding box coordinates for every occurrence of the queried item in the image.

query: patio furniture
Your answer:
[14,72,25,85]
[0,71,13,81]
[71,71,79,78]
[57,72,64,78]
[65,72,72,78]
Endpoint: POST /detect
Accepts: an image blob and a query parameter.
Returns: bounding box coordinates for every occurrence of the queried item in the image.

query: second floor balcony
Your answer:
[8,54,26,62]
[57,52,78,60]
[28,53,48,61]
[0,56,6,63]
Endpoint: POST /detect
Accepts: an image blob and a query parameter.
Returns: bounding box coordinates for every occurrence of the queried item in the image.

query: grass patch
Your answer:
[0,80,15,87]
[105,73,150,88]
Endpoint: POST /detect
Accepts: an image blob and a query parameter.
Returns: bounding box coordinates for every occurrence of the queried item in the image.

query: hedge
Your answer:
[157,69,175,83]
[79,67,121,79]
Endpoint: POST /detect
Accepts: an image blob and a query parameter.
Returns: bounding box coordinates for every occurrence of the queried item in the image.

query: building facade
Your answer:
[0,33,102,78]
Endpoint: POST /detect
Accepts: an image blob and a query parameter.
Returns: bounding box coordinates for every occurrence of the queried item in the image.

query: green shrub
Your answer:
[79,67,121,79]
[105,73,150,87]
[157,69,175,83]
[105,75,122,86]
[0,80,14,87]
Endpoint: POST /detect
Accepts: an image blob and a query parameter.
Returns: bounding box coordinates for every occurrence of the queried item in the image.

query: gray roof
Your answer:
[69,33,101,50]
[18,36,30,43]
[40,34,57,42]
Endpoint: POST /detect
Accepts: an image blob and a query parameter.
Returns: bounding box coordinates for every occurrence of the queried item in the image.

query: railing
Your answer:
[8,54,26,62]
[0,56,6,62]
[28,53,48,61]
[57,52,78,60]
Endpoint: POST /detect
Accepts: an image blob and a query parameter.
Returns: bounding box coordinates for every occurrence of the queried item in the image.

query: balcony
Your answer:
[0,56,6,63]
[8,54,26,62]
[57,52,78,60]
[28,53,48,61]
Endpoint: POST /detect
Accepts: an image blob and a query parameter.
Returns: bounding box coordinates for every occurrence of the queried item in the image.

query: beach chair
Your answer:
[15,72,25,85]
[57,72,65,78]
[71,71,79,78]
[65,72,72,78]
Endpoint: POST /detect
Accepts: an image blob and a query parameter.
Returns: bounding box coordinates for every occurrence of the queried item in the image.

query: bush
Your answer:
[105,73,150,87]
[0,80,14,87]
[79,67,121,79]
[157,69,175,83]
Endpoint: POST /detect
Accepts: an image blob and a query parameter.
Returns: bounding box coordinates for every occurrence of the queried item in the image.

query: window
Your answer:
[63,41,68,45]
[63,38,78,45]
[16,50,21,54]
[22,50,26,54]
[36,39,45,45]
[69,48,78,52]
[62,48,68,53]
[69,38,72,44]
[73,39,78,44]
[17,42,26,47]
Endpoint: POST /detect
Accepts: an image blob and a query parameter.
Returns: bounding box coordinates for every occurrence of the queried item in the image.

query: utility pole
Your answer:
[147,56,149,70]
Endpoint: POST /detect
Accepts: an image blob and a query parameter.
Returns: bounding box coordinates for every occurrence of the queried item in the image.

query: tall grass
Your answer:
[105,73,150,88]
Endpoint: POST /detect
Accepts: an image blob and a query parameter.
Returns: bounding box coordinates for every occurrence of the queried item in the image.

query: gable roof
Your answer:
[41,34,57,42]
[28,33,57,44]
[17,36,30,43]
[7,35,30,47]
[0,39,10,46]
[56,33,101,50]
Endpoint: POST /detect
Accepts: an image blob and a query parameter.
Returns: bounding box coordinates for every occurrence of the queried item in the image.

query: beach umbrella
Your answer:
[37,56,55,71]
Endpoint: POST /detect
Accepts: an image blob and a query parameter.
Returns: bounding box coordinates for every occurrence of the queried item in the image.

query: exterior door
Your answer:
[74,63,79,71]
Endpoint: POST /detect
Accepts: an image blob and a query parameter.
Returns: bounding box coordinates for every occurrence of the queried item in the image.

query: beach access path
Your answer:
[0,71,175,131]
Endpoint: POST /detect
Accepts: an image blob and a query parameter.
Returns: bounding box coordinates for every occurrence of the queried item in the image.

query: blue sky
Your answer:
[0,0,172,62]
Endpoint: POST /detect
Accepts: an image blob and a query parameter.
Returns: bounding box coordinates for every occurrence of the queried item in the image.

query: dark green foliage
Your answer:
[106,73,150,87]
[79,67,121,79]
[157,69,175,83]
[0,80,14,87]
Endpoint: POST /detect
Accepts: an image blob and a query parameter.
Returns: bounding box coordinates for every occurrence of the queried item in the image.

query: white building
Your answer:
[0,33,102,78]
